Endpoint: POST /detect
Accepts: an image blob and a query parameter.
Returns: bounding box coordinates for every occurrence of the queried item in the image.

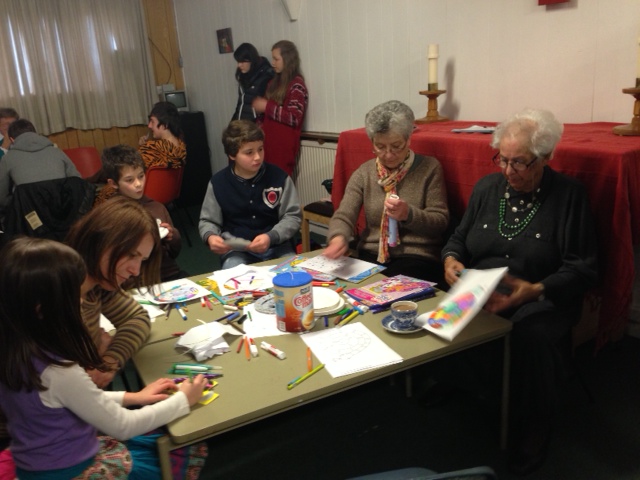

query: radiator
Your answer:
[293,140,337,206]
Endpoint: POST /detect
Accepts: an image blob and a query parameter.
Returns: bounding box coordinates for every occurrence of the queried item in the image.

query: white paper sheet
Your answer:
[301,322,403,378]
[416,267,508,341]
[240,304,287,338]
[133,279,212,305]
[298,255,381,282]
[211,264,275,295]
[175,321,230,361]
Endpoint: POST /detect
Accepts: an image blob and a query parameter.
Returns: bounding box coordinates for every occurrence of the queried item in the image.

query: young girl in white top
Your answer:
[0,237,206,479]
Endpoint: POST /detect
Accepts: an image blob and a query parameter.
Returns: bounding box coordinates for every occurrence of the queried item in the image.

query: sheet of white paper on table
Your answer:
[298,255,380,281]
[301,322,403,378]
[134,279,212,305]
[211,264,275,296]
[240,304,287,338]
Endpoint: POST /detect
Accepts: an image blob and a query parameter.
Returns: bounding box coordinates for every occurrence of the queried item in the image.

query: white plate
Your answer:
[313,287,344,316]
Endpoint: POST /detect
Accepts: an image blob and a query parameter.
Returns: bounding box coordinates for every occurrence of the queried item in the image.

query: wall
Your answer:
[173,0,640,173]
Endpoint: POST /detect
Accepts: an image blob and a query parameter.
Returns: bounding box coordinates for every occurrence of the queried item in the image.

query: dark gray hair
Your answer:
[364,100,415,141]
[491,108,563,159]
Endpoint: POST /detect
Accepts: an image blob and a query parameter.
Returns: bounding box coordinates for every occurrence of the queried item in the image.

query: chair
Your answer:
[301,200,334,252]
[63,147,102,180]
[143,165,192,246]
[3,176,96,241]
[301,178,334,252]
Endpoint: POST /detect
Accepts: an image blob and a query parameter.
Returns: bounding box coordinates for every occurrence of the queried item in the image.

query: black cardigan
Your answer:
[442,167,598,316]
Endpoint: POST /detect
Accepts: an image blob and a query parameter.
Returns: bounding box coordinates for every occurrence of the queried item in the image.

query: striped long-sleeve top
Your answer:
[82,286,151,368]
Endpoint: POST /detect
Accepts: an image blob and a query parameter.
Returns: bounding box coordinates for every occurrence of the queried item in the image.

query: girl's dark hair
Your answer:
[66,196,162,291]
[222,120,264,157]
[234,43,261,87]
[265,40,303,105]
[234,42,260,64]
[0,238,105,392]
[149,101,183,139]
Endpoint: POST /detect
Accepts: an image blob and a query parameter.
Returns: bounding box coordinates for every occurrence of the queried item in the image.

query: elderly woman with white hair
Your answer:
[323,100,449,285]
[442,108,598,475]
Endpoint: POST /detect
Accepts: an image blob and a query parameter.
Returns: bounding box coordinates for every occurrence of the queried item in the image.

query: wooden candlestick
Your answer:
[415,90,449,124]
[612,87,640,136]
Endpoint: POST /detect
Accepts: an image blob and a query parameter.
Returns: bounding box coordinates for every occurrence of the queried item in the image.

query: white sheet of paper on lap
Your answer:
[416,267,508,341]
[301,322,403,378]
[99,314,115,333]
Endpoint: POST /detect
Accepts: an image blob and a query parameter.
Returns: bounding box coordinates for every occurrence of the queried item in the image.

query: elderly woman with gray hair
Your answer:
[323,100,449,284]
[442,108,597,475]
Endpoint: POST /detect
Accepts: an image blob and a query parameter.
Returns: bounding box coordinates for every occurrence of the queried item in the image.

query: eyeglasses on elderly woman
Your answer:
[492,152,538,172]
[372,140,408,156]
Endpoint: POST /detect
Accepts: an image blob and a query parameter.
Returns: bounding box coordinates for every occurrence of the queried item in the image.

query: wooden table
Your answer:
[133,267,512,479]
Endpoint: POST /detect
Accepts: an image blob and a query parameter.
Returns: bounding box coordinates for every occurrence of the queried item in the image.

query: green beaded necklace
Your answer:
[498,185,541,239]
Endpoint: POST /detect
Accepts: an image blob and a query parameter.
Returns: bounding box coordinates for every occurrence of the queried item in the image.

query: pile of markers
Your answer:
[315,292,370,328]
[168,363,222,405]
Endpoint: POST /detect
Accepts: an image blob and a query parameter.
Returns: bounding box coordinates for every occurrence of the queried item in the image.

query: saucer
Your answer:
[381,314,422,334]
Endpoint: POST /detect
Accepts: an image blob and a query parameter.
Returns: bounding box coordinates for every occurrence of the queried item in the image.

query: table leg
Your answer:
[404,369,413,398]
[500,333,511,450]
[156,434,174,480]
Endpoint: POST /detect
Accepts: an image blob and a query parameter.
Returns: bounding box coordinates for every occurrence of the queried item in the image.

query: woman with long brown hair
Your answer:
[252,40,308,176]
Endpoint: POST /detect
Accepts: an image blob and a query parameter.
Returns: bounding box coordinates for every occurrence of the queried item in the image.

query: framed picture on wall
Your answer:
[217,28,233,54]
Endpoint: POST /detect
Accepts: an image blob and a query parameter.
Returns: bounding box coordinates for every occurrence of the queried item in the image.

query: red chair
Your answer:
[63,147,102,180]
[143,165,192,246]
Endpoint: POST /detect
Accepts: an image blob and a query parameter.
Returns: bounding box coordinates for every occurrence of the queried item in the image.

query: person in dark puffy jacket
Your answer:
[231,43,274,122]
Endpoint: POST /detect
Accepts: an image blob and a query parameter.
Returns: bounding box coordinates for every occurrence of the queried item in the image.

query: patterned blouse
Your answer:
[139,138,186,169]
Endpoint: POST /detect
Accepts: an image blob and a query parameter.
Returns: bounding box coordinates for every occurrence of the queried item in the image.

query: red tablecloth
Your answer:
[332,121,640,347]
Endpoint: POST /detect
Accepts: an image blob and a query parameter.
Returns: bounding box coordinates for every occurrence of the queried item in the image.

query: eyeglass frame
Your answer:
[492,152,538,171]
[372,140,409,156]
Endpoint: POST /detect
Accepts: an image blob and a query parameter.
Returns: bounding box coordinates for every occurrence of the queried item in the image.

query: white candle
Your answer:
[428,44,439,87]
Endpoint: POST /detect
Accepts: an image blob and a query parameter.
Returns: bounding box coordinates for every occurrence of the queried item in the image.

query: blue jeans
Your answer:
[221,242,295,270]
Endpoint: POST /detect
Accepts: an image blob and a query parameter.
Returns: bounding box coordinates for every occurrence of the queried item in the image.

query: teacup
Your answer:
[390,301,418,328]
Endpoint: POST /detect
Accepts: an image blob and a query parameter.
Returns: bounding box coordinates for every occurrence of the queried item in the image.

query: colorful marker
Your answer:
[210,291,226,305]
[175,304,187,320]
[287,364,325,390]
[338,310,359,327]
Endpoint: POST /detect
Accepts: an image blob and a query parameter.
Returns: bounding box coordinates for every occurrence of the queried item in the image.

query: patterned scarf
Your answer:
[376,150,414,263]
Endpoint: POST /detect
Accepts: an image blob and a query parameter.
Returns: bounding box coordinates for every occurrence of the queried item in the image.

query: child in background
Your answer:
[231,42,274,122]
[0,237,206,479]
[139,101,186,169]
[199,119,302,269]
[252,40,308,176]
[95,145,187,281]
